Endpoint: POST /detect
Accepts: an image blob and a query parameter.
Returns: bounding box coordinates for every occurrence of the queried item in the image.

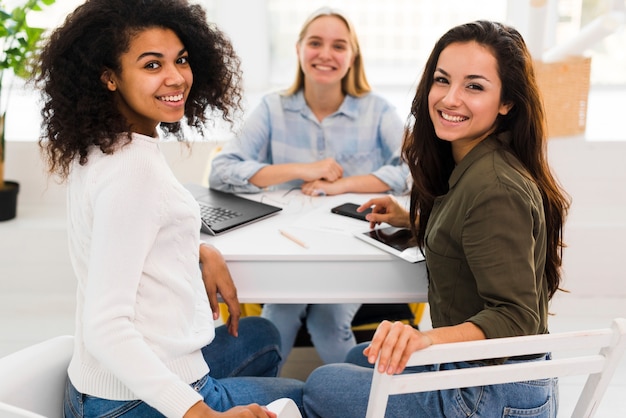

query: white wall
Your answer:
[4,140,219,206]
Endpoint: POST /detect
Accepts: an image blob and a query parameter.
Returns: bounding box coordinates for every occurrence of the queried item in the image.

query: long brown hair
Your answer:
[404,20,570,298]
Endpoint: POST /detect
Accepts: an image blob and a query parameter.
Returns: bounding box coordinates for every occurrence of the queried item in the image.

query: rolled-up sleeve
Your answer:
[209,102,272,193]
[370,106,409,193]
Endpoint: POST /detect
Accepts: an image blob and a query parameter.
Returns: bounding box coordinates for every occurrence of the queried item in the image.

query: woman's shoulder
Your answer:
[473,144,540,204]
[257,90,304,113]
[82,134,162,176]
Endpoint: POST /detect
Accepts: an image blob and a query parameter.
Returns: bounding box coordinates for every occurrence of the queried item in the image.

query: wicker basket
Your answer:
[534,56,591,138]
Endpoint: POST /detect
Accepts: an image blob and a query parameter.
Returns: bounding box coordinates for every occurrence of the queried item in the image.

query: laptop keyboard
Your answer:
[198,202,243,226]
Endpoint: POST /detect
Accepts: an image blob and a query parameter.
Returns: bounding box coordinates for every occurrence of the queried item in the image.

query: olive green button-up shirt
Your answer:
[425,132,549,339]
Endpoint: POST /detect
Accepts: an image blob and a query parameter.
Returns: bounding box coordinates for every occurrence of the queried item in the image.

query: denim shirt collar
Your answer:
[283,89,360,121]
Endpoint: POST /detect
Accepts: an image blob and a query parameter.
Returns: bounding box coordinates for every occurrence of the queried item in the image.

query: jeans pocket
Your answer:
[82,395,144,418]
[503,396,554,418]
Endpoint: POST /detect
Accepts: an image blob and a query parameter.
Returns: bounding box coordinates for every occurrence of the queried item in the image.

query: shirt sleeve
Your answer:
[463,182,544,338]
[369,103,409,193]
[209,100,272,193]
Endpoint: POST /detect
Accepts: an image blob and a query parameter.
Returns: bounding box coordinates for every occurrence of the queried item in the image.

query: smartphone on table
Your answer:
[330,203,372,222]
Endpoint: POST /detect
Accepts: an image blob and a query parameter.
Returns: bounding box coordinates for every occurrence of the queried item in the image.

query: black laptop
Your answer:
[185,183,282,235]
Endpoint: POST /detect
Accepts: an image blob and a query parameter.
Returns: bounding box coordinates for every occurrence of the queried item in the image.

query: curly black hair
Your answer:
[35,0,242,179]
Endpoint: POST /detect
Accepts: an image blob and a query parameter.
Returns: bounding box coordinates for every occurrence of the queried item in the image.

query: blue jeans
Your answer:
[63,317,304,417]
[261,303,361,365]
[303,342,558,418]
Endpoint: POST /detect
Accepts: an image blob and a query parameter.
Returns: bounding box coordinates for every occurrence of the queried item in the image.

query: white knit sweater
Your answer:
[66,133,214,417]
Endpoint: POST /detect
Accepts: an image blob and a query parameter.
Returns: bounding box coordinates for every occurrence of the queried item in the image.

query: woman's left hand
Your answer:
[301,179,342,196]
[363,320,433,375]
[199,243,240,337]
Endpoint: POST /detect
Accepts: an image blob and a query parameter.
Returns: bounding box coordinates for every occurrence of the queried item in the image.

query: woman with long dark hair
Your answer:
[303,20,570,417]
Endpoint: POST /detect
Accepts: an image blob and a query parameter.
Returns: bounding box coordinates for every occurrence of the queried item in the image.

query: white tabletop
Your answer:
[202,190,428,304]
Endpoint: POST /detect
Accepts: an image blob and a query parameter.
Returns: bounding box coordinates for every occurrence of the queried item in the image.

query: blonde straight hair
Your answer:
[283,7,371,97]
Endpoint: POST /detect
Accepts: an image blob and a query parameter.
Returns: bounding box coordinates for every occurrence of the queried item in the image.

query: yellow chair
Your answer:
[219,303,425,343]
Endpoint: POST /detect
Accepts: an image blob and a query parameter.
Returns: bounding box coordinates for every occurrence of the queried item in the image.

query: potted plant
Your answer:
[0,0,55,221]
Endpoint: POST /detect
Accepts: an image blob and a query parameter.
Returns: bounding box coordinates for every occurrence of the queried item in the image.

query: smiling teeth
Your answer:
[160,94,183,102]
[441,112,467,122]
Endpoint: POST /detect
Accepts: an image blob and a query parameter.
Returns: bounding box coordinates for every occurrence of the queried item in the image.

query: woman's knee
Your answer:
[238,316,281,346]
[345,342,371,365]
[304,364,372,417]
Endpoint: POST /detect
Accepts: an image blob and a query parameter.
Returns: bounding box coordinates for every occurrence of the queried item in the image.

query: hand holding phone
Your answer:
[330,203,372,222]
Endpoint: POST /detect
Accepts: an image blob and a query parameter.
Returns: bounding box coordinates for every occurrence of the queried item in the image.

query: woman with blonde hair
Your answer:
[210,7,408,368]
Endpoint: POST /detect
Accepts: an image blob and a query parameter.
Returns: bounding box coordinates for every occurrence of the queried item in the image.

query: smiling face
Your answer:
[428,41,512,162]
[102,27,192,137]
[296,15,355,89]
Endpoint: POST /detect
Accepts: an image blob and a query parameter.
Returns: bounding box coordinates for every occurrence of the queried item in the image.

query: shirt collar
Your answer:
[448,131,511,189]
[283,89,360,120]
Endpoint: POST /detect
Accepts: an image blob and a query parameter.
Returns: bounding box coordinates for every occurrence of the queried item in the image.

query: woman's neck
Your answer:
[303,84,345,122]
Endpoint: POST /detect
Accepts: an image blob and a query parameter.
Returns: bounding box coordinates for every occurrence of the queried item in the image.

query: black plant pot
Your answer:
[0,180,19,221]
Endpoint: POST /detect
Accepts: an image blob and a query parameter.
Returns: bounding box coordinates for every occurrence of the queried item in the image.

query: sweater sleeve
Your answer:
[82,151,202,417]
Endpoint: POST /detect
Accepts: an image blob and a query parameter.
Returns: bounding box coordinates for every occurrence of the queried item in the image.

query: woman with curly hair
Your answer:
[303,20,570,417]
[36,1,302,417]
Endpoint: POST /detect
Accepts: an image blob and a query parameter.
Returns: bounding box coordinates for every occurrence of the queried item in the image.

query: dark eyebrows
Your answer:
[136,47,188,62]
[434,67,491,83]
[434,67,449,77]
[467,74,491,83]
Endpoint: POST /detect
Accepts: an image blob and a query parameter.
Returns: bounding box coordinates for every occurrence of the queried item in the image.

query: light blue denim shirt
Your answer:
[209,90,409,193]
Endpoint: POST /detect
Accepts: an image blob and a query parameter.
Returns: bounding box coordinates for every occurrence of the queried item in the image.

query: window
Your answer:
[266,0,507,89]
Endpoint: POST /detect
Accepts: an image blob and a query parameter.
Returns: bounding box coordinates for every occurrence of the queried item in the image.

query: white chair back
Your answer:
[0,335,74,418]
[366,318,626,418]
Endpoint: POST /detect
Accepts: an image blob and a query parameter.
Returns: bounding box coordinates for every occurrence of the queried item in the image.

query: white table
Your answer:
[202,190,428,304]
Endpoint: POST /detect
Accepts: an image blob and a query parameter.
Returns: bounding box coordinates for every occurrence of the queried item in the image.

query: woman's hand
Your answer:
[363,320,432,375]
[184,401,277,417]
[363,321,486,375]
[301,158,343,182]
[199,243,240,337]
[358,196,411,229]
[301,179,342,196]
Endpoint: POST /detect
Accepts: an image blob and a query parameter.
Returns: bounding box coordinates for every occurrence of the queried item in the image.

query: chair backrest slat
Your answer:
[365,318,626,418]
[405,330,613,366]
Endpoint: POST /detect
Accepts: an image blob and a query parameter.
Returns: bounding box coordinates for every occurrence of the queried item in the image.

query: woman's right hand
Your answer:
[301,158,343,182]
[363,320,432,375]
[358,195,411,230]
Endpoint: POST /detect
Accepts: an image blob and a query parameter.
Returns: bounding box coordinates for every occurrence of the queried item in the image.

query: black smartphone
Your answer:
[330,203,372,222]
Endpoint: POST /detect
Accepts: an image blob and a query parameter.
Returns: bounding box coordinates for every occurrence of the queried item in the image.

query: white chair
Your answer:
[0,335,74,418]
[366,318,626,418]
[0,335,302,418]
